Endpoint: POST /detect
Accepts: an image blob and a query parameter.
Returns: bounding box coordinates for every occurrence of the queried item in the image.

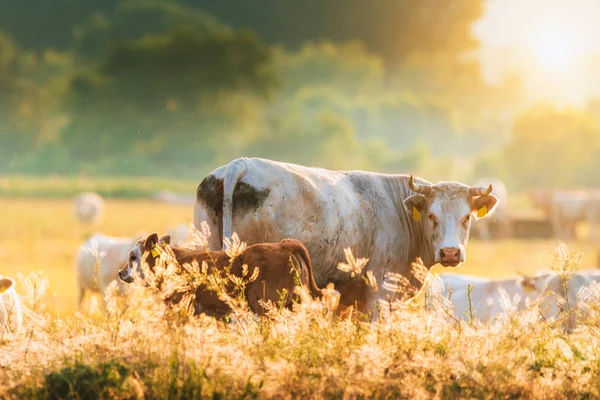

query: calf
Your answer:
[118,233,325,317]
[0,275,23,333]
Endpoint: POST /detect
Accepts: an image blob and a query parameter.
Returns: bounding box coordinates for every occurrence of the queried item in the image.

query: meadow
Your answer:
[2,196,600,398]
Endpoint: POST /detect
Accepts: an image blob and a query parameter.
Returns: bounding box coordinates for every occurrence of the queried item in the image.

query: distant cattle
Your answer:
[428,270,600,326]
[528,189,600,242]
[118,233,327,317]
[194,157,499,319]
[76,233,143,310]
[470,177,510,240]
[73,192,105,227]
[0,275,23,333]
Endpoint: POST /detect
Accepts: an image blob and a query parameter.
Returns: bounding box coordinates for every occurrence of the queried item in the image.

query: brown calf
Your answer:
[118,233,324,317]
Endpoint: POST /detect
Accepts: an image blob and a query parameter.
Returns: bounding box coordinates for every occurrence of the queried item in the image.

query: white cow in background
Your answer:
[427,273,549,322]
[429,270,600,326]
[166,223,192,247]
[76,225,190,310]
[76,232,143,310]
[0,275,23,333]
[470,177,509,240]
[73,192,106,227]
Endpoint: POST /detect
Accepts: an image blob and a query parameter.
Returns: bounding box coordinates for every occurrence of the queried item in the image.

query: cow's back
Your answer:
[195,157,408,286]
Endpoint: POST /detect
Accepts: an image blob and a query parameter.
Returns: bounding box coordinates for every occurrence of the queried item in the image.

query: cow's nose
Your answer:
[439,247,461,263]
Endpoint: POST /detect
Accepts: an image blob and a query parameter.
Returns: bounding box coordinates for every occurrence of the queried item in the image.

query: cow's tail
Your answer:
[281,239,324,299]
[222,159,248,249]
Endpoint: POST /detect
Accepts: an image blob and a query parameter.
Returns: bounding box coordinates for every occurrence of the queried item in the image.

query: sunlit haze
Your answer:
[474,0,600,107]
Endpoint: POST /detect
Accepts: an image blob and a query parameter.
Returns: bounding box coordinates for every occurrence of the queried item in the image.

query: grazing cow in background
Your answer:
[194,157,499,318]
[529,189,600,242]
[76,232,145,310]
[73,192,105,227]
[470,177,510,240]
[430,270,600,326]
[426,273,550,322]
[118,233,328,317]
[535,269,600,327]
[0,275,23,333]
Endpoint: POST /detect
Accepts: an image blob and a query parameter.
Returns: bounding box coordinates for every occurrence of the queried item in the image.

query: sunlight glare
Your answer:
[531,29,579,72]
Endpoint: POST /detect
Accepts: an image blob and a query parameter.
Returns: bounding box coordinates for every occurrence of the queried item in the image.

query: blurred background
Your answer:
[3,0,599,186]
[2,0,600,315]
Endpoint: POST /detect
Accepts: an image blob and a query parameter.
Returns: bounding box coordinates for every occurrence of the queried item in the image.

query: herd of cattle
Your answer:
[1,157,600,333]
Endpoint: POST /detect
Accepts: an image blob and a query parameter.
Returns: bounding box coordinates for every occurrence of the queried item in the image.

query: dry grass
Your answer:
[2,198,600,398]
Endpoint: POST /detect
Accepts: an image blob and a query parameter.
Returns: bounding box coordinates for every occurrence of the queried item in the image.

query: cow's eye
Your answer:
[463,214,471,226]
[129,254,136,261]
[428,213,439,228]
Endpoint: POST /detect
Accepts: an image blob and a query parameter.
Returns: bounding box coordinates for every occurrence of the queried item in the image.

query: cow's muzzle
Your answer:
[439,247,462,267]
[119,269,133,283]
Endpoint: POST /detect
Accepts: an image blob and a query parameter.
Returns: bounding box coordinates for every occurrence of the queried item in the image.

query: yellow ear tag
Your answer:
[151,246,161,258]
[477,205,487,218]
[412,206,422,221]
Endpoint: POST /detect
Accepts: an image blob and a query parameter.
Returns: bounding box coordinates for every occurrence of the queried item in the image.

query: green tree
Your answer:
[504,105,600,190]
[62,26,277,174]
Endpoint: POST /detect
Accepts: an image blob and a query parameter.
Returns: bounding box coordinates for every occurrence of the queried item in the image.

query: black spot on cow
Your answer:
[196,174,224,214]
[347,174,371,195]
[233,182,270,214]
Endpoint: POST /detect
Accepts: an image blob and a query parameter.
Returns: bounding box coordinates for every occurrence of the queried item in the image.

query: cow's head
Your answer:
[404,176,499,267]
[118,233,172,283]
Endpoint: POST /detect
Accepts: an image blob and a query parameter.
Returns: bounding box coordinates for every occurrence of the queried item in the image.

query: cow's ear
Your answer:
[471,194,499,218]
[159,234,171,246]
[404,194,427,221]
[519,277,536,293]
[0,278,14,293]
[144,233,159,250]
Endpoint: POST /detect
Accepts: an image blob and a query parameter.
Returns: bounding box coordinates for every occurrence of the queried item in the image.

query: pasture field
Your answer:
[2,198,600,398]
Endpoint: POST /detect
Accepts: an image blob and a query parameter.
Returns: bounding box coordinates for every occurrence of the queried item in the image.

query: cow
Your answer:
[76,232,144,310]
[118,233,327,317]
[425,273,551,322]
[194,157,499,318]
[73,192,105,227]
[470,177,510,240]
[534,269,600,328]
[528,189,600,242]
[0,275,23,333]
[430,270,600,326]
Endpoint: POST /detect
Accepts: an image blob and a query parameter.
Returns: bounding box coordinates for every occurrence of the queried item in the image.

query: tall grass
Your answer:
[3,234,600,399]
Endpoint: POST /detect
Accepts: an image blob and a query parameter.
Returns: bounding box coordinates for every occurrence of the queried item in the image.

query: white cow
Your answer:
[76,233,142,309]
[470,177,509,240]
[430,270,600,324]
[194,157,499,318]
[73,192,106,227]
[0,275,23,333]
[426,273,549,322]
[535,269,600,325]
[166,223,191,247]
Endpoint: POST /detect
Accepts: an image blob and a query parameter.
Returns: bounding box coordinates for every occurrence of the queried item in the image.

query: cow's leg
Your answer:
[77,286,85,311]
[194,202,223,251]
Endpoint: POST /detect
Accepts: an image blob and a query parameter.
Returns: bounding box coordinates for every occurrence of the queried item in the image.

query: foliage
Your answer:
[504,105,600,190]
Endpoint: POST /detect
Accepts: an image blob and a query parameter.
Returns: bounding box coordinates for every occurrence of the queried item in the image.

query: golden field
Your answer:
[2,197,600,399]
[0,198,596,316]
